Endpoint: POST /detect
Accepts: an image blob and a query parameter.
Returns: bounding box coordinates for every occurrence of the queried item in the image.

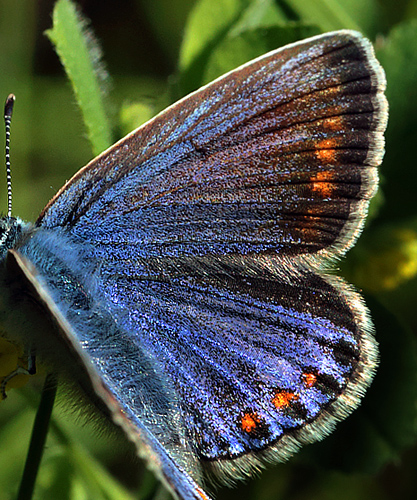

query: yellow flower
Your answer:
[348,227,417,293]
[0,336,30,399]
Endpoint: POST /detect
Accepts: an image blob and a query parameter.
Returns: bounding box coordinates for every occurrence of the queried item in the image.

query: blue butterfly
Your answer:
[0,30,387,500]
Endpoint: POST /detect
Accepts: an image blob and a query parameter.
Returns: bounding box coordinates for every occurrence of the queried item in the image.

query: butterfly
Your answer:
[0,30,387,500]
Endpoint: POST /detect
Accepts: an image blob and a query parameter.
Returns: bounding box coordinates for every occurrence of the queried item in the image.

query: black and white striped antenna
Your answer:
[4,94,15,218]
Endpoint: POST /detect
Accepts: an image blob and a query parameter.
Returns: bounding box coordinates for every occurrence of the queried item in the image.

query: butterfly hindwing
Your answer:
[11,226,376,487]
[96,258,376,481]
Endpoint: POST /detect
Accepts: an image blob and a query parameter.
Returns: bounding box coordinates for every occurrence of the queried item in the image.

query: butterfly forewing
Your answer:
[37,31,385,264]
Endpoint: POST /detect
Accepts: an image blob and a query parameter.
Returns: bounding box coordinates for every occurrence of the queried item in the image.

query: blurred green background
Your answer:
[1,0,417,499]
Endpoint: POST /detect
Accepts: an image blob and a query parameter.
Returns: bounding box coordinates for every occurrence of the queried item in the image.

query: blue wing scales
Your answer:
[3,30,387,500]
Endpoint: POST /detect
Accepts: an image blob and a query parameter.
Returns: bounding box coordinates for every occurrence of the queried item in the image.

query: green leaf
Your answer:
[136,0,196,62]
[282,0,381,34]
[67,443,135,500]
[203,24,320,84]
[0,0,37,183]
[343,219,417,293]
[119,101,156,137]
[0,407,36,499]
[376,20,417,220]
[177,0,289,96]
[45,0,113,156]
[179,0,251,72]
[406,0,417,18]
[228,0,291,36]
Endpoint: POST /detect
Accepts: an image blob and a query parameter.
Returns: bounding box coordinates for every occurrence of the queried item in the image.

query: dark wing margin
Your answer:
[37,30,387,264]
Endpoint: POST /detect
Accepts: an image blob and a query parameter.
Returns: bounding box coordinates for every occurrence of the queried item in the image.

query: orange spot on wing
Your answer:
[315,137,338,163]
[197,488,210,500]
[241,411,260,433]
[323,116,343,131]
[302,372,317,388]
[310,170,334,197]
[272,390,298,409]
[316,149,335,162]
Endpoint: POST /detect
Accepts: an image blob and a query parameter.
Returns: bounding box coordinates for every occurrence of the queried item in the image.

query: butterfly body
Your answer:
[0,30,387,500]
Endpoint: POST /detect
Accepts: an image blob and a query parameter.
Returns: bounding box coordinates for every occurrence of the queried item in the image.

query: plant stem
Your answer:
[17,373,58,500]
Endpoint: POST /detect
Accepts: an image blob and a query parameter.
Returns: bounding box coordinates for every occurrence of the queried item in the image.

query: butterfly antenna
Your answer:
[4,94,15,218]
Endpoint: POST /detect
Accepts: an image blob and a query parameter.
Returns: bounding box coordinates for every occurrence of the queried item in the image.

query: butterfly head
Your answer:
[0,216,28,261]
[1,96,32,261]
